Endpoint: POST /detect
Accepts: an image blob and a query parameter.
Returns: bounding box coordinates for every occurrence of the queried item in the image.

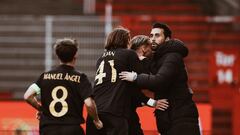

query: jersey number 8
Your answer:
[49,86,68,117]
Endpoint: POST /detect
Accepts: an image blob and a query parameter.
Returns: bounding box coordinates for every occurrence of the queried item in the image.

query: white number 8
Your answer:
[49,86,68,117]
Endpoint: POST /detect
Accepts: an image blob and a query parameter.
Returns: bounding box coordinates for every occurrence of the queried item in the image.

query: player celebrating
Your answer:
[120,23,201,135]
[86,27,146,135]
[24,38,102,135]
[128,35,169,135]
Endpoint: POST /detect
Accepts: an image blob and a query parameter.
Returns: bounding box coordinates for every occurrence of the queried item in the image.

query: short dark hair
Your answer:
[152,22,172,39]
[104,26,130,50]
[130,35,150,50]
[54,38,78,63]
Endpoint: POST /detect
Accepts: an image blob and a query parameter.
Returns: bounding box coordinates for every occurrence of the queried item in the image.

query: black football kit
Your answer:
[86,48,143,135]
[35,65,92,135]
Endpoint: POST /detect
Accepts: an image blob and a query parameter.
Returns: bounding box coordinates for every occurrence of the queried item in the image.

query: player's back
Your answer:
[93,48,142,118]
[36,65,92,126]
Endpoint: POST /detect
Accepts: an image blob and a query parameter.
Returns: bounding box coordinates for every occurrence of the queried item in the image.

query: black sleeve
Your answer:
[78,74,93,100]
[135,53,182,91]
[134,89,149,104]
[131,87,149,108]
[35,73,44,87]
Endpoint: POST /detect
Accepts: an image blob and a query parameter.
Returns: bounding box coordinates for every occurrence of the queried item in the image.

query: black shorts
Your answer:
[86,113,128,135]
[40,124,84,135]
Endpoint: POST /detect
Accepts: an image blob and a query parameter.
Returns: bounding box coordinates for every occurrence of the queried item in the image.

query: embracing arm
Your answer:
[135,89,169,110]
[138,53,182,90]
[120,53,182,91]
[132,86,169,110]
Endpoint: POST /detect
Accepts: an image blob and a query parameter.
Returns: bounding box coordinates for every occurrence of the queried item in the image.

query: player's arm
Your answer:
[140,96,169,111]
[84,97,103,129]
[134,89,169,110]
[120,53,181,91]
[154,99,169,111]
[23,83,41,111]
[135,89,155,107]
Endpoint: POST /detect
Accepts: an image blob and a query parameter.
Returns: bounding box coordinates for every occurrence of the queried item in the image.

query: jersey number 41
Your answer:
[95,60,117,85]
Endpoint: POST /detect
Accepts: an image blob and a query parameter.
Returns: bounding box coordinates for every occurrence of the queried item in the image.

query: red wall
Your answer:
[233,93,240,135]
[0,101,212,135]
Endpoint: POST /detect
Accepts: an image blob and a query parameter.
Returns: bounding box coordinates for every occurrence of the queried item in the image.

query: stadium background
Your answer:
[0,0,239,134]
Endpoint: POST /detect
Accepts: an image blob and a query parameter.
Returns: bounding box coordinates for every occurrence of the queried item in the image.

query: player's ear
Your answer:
[142,46,148,55]
[165,37,170,41]
[140,46,145,52]
[74,53,78,59]
[72,55,77,63]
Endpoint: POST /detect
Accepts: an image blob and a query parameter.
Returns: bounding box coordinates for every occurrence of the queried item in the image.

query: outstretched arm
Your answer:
[84,97,103,129]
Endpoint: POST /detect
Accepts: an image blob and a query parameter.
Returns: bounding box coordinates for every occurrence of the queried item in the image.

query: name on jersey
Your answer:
[102,51,115,57]
[43,73,80,83]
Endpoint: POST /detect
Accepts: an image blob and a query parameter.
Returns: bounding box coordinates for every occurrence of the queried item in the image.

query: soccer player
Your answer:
[128,35,169,135]
[86,27,147,135]
[120,23,201,135]
[24,38,102,135]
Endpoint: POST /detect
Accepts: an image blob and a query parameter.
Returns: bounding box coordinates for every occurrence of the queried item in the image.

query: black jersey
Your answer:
[93,48,143,118]
[35,65,92,126]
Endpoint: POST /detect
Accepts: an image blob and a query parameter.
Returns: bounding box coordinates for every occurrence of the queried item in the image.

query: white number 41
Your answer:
[95,60,117,85]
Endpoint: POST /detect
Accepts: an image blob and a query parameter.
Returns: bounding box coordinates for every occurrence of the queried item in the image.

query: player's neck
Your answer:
[60,61,75,67]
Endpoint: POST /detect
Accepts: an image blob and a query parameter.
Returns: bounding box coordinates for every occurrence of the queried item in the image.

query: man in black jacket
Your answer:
[120,23,201,135]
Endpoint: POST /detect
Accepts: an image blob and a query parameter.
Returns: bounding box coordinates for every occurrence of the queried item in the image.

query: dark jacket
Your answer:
[135,39,200,134]
[136,39,190,98]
